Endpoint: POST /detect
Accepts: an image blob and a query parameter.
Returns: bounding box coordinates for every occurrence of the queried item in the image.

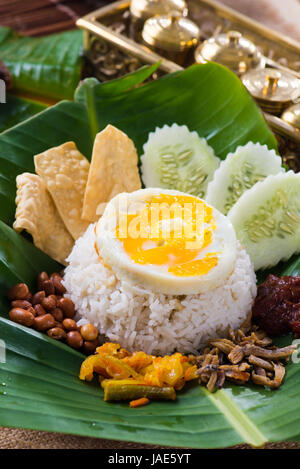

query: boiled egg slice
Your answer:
[95,188,237,295]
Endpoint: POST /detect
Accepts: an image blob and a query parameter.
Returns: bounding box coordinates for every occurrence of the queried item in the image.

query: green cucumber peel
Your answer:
[141,124,220,198]
[228,171,300,270]
[206,142,284,215]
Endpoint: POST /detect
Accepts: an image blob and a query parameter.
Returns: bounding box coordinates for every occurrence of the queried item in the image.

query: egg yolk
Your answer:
[115,194,219,277]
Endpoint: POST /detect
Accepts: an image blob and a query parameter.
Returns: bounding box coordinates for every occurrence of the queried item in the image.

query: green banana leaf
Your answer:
[74,63,277,159]
[0,27,83,100]
[0,63,299,448]
[0,94,46,133]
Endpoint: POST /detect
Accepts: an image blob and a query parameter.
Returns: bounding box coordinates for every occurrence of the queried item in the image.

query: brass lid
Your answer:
[194,30,264,75]
[281,103,300,131]
[242,68,300,113]
[130,0,188,21]
[142,14,200,52]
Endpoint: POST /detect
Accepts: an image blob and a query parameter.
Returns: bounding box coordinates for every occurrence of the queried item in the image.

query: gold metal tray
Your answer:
[77,0,300,166]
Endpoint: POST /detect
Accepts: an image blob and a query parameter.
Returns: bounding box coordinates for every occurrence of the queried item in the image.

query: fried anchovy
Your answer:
[242,344,297,360]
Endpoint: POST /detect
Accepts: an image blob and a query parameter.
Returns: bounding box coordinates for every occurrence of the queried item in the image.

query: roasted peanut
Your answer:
[47,327,67,340]
[62,318,78,331]
[34,304,47,316]
[33,314,56,331]
[43,279,55,296]
[7,283,29,301]
[50,273,60,280]
[52,307,63,322]
[37,271,49,291]
[58,297,75,318]
[80,324,98,341]
[25,293,33,303]
[32,291,46,305]
[27,306,37,317]
[9,307,34,327]
[51,276,66,295]
[41,295,57,311]
[11,300,32,310]
[54,322,64,329]
[66,331,83,349]
[82,339,99,355]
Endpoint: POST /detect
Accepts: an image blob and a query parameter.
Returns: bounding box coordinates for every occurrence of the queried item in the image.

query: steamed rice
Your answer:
[63,224,257,355]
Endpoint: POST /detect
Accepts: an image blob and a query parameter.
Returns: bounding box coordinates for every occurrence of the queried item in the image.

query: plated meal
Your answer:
[7,118,300,408]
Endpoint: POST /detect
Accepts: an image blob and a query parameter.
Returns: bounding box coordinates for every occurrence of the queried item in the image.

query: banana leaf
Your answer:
[74,63,277,159]
[0,63,299,448]
[0,27,83,100]
[0,94,46,133]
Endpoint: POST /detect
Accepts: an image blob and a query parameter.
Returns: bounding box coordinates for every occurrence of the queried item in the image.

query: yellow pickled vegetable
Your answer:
[101,379,176,402]
[130,397,150,408]
[79,354,106,381]
[79,342,198,406]
[122,351,153,372]
[79,353,141,381]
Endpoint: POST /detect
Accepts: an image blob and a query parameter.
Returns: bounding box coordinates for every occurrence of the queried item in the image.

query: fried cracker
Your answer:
[34,142,90,239]
[13,173,74,265]
[82,125,141,222]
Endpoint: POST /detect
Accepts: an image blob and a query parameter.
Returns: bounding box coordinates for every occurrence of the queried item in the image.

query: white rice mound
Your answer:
[63,224,257,355]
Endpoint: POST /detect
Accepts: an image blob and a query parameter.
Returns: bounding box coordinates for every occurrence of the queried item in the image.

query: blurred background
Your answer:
[0,0,300,41]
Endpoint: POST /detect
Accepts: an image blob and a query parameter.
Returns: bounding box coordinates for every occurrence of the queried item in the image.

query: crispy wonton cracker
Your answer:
[34,142,90,239]
[82,125,141,222]
[13,173,74,265]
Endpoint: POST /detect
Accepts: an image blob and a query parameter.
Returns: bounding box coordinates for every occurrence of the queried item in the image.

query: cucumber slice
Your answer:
[228,171,300,270]
[141,124,219,198]
[205,142,284,214]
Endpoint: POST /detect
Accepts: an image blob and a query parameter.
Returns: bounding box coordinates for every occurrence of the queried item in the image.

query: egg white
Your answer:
[96,188,237,295]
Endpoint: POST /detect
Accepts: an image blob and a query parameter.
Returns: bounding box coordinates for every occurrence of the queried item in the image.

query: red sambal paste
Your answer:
[252,274,300,337]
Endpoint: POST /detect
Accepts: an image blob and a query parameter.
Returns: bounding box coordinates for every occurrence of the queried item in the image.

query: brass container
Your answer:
[242,68,300,115]
[194,30,265,76]
[281,103,300,131]
[130,0,188,21]
[76,0,300,159]
[142,14,200,65]
[130,0,188,36]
